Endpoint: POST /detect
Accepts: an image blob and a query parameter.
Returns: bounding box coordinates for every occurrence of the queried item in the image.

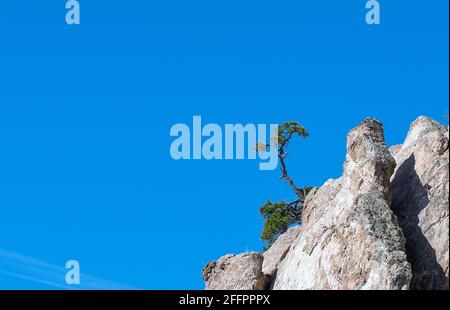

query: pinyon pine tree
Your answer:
[257,121,313,249]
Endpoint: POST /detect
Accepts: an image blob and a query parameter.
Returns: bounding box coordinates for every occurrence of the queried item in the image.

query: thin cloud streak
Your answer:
[0,249,138,290]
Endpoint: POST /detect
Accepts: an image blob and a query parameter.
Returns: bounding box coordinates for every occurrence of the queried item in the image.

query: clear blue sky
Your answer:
[0,1,448,289]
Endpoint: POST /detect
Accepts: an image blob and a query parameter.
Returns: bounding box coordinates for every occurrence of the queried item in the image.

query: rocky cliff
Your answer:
[390,116,449,289]
[202,116,449,290]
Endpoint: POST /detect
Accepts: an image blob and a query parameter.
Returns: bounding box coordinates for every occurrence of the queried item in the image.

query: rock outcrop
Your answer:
[272,119,411,290]
[202,253,265,290]
[262,226,300,288]
[390,116,449,290]
[202,116,449,290]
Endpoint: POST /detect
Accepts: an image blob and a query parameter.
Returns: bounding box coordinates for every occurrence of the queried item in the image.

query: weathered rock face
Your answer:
[202,116,448,290]
[262,226,300,288]
[202,253,265,290]
[390,116,449,290]
[272,119,411,289]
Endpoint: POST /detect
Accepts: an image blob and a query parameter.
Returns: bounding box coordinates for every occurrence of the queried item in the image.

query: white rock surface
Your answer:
[272,119,411,290]
[391,116,449,290]
[262,226,300,288]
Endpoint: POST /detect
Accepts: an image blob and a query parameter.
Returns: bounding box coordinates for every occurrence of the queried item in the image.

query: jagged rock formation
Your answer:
[272,119,411,290]
[202,253,265,290]
[202,116,449,290]
[390,116,449,290]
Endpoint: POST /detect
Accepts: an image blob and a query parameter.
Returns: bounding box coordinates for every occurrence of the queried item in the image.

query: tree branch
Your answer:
[278,133,304,201]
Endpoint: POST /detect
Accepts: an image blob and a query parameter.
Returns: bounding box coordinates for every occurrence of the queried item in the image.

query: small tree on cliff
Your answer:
[257,121,312,248]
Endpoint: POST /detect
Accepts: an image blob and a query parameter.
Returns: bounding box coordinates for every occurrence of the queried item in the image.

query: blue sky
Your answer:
[0,1,448,289]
